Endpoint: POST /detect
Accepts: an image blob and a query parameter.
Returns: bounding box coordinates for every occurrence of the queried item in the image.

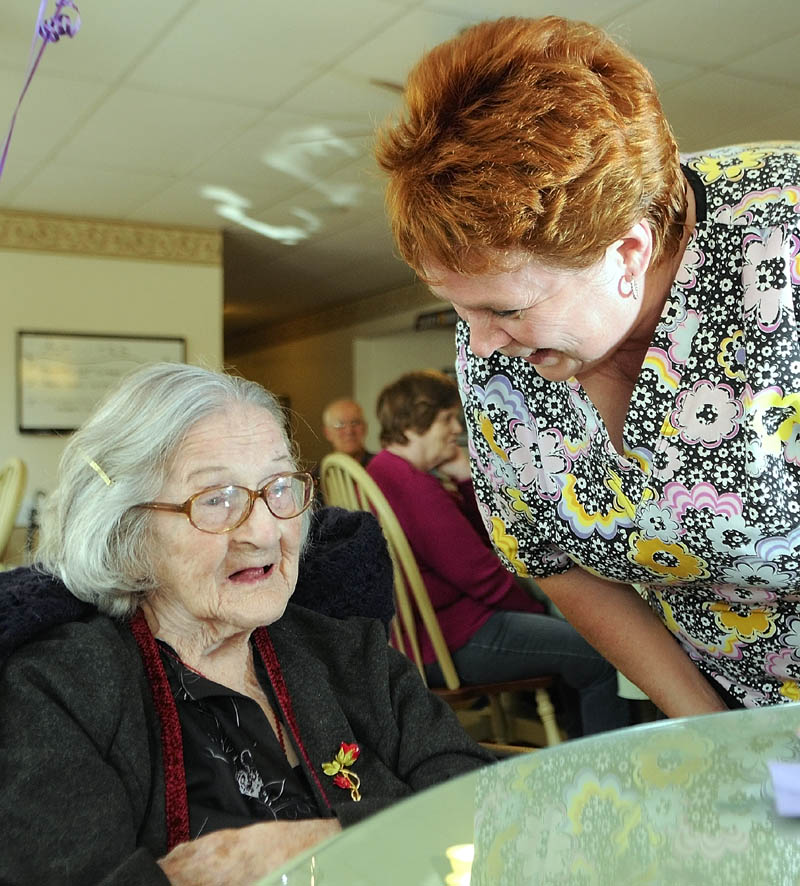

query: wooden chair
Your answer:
[319,452,561,751]
[0,458,27,568]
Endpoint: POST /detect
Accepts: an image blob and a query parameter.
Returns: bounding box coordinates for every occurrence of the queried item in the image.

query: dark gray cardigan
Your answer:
[0,508,492,886]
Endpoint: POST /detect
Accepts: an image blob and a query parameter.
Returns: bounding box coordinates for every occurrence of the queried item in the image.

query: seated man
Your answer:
[322,398,375,468]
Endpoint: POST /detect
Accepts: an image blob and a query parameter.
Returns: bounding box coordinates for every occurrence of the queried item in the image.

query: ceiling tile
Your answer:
[0,0,196,84]
[220,202,313,261]
[212,200,352,253]
[723,32,800,85]
[126,0,404,105]
[0,70,108,162]
[661,72,800,151]
[9,164,173,218]
[316,165,386,217]
[711,109,800,152]
[55,87,264,176]
[0,154,39,199]
[125,178,237,227]
[189,110,372,206]
[254,151,384,214]
[288,70,404,128]
[225,198,345,253]
[423,0,635,24]
[635,55,700,91]
[606,0,800,67]
[337,7,473,86]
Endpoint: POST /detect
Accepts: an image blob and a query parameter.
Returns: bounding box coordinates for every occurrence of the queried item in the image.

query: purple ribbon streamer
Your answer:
[0,0,81,182]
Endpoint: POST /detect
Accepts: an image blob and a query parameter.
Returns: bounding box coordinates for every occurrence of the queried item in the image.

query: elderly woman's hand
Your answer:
[436,446,472,483]
[158,818,342,885]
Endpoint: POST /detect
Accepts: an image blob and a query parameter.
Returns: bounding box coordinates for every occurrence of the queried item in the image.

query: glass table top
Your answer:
[258,704,800,885]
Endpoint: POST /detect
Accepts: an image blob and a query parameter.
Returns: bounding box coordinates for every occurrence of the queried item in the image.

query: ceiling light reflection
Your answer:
[201,184,321,245]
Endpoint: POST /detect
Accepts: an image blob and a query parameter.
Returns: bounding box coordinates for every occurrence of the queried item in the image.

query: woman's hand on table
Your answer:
[159,817,342,885]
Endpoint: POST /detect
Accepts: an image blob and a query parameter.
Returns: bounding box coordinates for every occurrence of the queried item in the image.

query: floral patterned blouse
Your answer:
[457,143,800,708]
[159,641,318,837]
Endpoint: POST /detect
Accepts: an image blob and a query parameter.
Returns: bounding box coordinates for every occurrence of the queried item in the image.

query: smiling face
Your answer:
[144,402,303,647]
[404,406,463,472]
[426,241,648,383]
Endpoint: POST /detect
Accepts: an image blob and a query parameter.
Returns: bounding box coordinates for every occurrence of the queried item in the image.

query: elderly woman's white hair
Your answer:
[36,362,302,618]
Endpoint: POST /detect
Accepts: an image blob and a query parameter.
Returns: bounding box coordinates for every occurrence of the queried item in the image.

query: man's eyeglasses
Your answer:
[135,472,314,534]
[328,420,364,430]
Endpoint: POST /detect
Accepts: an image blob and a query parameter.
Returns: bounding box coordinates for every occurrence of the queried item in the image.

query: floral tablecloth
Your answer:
[473,705,800,885]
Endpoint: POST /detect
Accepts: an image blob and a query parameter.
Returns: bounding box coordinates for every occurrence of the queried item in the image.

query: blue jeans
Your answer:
[425,611,631,736]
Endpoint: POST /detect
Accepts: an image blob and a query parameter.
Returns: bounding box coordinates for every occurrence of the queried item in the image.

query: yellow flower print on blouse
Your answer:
[744,388,800,458]
[490,517,529,576]
[690,148,768,184]
[560,471,636,537]
[628,535,709,582]
[728,184,800,222]
[717,329,746,381]
[794,246,800,289]
[505,487,534,522]
[780,680,800,702]
[710,602,777,642]
[623,448,651,474]
[658,415,680,437]
[633,731,712,789]
[478,410,508,461]
[654,591,743,657]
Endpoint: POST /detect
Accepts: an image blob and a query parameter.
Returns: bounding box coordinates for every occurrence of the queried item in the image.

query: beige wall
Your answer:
[230,328,355,470]
[354,328,458,453]
[2,246,223,543]
[231,295,457,470]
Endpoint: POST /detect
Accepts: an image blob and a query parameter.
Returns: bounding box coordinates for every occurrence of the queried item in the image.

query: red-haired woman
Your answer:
[376,16,800,716]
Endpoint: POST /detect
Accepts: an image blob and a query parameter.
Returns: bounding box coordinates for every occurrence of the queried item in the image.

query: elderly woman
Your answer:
[376,16,800,715]
[367,370,631,736]
[0,363,491,886]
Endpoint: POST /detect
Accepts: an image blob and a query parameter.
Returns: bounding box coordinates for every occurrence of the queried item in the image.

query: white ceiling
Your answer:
[2,0,799,345]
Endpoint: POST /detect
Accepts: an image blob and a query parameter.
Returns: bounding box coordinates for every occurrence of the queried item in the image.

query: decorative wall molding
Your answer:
[227,282,433,355]
[0,209,221,265]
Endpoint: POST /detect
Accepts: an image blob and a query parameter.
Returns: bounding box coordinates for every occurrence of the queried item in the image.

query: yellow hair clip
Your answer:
[87,458,113,487]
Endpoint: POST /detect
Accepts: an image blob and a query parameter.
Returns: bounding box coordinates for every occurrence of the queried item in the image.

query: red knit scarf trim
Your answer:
[129,611,331,853]
[253,626,331,809]
[130,610,189,851]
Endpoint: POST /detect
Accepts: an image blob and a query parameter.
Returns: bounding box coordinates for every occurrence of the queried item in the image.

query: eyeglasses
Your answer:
[328,420,364,430]
[135,472,315,534]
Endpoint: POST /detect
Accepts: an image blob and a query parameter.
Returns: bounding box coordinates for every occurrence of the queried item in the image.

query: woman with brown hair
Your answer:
[376,15,800,715]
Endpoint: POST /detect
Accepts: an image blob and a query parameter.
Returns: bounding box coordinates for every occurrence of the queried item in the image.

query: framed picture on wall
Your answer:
[17,331,186,434]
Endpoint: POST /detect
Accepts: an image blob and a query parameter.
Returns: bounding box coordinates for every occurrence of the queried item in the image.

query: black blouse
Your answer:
[159,641,319,838]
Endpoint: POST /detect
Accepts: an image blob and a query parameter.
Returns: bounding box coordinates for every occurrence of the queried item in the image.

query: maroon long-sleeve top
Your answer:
[367,450,544,664]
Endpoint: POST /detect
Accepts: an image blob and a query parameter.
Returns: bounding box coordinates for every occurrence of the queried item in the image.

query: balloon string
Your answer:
[0,0,81,182]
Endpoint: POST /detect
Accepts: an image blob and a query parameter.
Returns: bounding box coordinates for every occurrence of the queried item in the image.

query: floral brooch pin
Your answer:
[322,742,361,802]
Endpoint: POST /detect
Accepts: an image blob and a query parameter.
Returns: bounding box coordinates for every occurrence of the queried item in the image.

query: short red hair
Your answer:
[376,16,686,278]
